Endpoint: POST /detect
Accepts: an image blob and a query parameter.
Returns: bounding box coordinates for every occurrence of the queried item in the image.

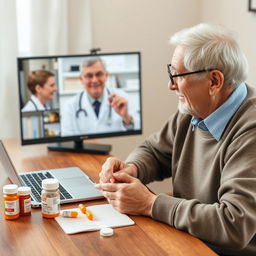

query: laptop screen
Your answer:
[0,141,23,186]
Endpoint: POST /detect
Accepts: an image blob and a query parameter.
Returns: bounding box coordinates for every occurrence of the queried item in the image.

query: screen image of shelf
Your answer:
[17,52,142,153]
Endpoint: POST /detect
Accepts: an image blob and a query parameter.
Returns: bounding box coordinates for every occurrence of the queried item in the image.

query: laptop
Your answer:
[0,140,104,208]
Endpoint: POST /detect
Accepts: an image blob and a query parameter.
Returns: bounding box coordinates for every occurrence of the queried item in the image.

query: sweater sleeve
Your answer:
[125,114,177,184]
[152,128,256,254]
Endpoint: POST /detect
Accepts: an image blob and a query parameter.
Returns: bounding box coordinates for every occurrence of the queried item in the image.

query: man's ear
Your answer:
[209,70,224,96]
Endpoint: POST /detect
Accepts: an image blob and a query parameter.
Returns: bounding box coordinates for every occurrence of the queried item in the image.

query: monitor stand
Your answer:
[47,140,112,154]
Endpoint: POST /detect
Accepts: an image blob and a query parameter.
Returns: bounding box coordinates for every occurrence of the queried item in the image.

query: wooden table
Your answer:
[0,138,217,256]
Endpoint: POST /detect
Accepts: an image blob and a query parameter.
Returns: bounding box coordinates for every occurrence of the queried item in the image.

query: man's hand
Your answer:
[99,157,137,183]
[96,172,156,216]
[108,93,132,125]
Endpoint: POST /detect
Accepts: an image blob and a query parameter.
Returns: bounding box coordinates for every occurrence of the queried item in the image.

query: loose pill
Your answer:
[78,204,94,220]
[78,204,87,214]
[86,209,94,220]
[100,227,114,237]
[61,210,78,218]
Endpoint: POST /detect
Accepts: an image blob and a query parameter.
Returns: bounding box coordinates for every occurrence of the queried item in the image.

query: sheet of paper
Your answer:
[55,204,135,234]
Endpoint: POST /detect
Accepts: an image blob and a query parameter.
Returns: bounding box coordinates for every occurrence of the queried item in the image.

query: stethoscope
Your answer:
[75,88,112,126]
[29,99,47,111]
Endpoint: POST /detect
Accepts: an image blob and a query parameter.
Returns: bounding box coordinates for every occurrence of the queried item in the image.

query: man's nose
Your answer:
[92,75,99,83]
[168,80,177,91]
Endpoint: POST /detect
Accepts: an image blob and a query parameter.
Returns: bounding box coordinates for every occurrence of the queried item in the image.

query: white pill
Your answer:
[100,227,114,237]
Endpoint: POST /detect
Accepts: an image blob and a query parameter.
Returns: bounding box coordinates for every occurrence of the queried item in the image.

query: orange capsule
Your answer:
[86,209,94,220]
[78,204,87,214]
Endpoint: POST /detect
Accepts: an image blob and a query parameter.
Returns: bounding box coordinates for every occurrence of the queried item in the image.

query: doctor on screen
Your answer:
[22,70,57,112]
[61,57,139,136]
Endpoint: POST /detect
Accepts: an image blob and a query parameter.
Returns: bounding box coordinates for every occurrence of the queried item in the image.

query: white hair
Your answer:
[80,57,107,74]
[169,23,248,89]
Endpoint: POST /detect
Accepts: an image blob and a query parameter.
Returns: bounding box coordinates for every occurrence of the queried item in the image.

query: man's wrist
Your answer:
[145,193,157,217]
[127,163,138,178]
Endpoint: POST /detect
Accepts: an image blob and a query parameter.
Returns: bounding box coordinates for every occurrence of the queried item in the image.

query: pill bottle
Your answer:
[18,186,31,216]
[3,184,20,220]
[41,178,60,218]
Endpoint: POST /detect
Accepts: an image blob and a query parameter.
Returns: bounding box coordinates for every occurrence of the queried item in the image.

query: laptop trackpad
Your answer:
[60,177,102,197]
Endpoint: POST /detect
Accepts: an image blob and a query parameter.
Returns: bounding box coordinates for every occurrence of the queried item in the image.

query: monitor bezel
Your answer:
[17,51,142,146]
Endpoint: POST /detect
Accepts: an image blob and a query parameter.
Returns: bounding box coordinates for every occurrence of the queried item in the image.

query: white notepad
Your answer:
[55,204,135,234]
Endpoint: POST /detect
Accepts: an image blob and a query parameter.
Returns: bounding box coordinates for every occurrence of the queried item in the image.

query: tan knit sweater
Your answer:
[126,85,256,256]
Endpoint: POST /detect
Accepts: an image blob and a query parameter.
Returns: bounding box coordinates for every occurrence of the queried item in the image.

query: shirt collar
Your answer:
[191,83,247,141]
[87,91,104,105]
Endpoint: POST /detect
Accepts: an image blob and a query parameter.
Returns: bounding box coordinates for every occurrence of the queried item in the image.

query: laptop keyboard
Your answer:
[20,171,73,202]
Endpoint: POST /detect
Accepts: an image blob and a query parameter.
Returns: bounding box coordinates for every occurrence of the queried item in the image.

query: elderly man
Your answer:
[96,23,256,256]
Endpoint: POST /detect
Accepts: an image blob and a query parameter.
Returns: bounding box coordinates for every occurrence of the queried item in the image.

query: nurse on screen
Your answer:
[61,57,140,136]
[22,70,57,112]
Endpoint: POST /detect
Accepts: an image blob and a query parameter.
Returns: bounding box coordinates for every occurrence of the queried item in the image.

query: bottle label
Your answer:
[41,196,60,215]
[23,198,31,213]
[4,199,19,215]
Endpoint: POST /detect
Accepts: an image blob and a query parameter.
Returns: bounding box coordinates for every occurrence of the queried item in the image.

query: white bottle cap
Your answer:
[3,184,18,194]
[42,178,59,190]
[100,227,114,237]
[18,186,31,195]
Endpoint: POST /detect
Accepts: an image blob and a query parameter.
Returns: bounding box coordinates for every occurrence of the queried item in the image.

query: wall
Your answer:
[201,0,256,87]
[91,0,201,161]
[67,0,92,54]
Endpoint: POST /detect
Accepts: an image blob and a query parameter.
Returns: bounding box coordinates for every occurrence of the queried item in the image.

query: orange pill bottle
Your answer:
[18,186,31,216]
[41,178,60,218]
[3,184,20,220]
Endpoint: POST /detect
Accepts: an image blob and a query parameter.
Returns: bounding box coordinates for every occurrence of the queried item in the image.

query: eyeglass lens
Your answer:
[83,71,105,79]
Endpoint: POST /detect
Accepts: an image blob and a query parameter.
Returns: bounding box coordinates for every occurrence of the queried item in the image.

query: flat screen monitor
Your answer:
[17,52,142,154]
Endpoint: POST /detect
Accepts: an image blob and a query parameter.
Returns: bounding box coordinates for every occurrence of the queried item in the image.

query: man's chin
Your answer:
[88,90,101,98]
[178,102,193,115]
[91,94,101,99]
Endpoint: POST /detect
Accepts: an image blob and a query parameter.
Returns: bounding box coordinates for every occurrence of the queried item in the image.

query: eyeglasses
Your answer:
[82,71,106,80]
[167,64,215,85]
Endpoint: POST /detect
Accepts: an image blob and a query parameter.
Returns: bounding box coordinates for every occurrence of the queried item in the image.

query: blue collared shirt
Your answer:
[191,83,247,141]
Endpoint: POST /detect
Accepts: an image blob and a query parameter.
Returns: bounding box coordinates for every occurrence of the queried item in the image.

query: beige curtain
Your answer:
[0,0,19,138]
[0,0,92,139]
[16,0,92,56]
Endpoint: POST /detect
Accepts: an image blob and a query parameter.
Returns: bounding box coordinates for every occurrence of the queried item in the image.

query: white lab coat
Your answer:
[22,95,49,112]
[61,88,140,136]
